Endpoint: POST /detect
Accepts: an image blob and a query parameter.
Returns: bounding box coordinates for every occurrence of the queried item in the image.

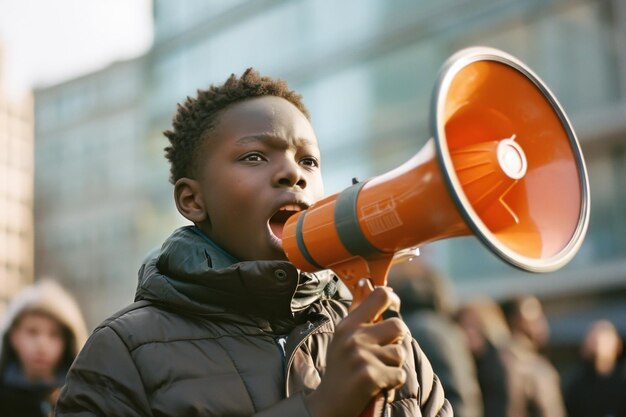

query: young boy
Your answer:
[55,69,451,417]
[0,280,88,417]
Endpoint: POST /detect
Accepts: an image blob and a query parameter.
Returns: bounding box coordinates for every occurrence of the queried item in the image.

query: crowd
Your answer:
[388,260,626,417]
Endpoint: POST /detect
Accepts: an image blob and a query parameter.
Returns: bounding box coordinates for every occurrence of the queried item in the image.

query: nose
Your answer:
[274,158,306,189]
[34,333,46,350]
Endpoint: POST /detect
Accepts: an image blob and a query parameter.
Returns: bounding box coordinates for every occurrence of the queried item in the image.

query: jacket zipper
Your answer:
[283,317,329,397]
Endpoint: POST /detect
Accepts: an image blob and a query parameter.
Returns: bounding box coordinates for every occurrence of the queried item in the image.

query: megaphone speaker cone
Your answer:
[282,46,590,287]
[433,47,590,272]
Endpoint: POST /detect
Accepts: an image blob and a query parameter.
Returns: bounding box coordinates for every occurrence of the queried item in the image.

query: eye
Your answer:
[240,152,267,163]
[300,156,320,168]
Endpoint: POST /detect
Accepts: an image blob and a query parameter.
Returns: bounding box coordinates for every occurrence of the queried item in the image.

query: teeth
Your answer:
[279,204,302,211]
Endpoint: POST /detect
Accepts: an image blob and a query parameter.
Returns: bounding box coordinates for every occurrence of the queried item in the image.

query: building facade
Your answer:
[0,47,34,315]
[33,56,184,328]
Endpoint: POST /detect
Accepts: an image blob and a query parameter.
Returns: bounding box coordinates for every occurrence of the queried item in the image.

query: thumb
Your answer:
[347,283,399,325]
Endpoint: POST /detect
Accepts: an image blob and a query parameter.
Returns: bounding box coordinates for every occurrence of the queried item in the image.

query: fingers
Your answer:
[346,284,401,326]
[340,321,409,391]
[355,351,407,392]
[379,365,407,391]
[373,342,407,368]
[362,317,409,345]
[309,285,410,417]
[386,388,397,404]
[340,284,408,347]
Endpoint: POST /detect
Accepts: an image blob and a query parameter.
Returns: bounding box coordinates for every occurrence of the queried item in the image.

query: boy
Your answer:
[55,69,451,417]
[0,280,88,417]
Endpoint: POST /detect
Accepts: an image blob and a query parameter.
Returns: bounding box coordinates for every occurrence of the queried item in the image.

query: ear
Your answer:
[174,178,208,223]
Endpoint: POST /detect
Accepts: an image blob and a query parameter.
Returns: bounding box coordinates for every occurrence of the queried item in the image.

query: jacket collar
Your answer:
[136,226,335,330]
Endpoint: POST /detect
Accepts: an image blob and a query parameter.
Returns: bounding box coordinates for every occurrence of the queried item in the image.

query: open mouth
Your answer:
[269,204,305,240]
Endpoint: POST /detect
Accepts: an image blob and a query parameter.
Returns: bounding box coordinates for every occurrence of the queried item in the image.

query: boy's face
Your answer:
[9,312,65,380]
[195,96,324,261]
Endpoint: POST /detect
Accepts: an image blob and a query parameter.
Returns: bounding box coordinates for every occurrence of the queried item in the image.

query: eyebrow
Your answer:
[236,134,314,148]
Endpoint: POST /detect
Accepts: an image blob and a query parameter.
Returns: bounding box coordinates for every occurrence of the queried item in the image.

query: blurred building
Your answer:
[0,46,34,315]
[33,0,626,343]
[147,0,626,333]
[33,56,183,328]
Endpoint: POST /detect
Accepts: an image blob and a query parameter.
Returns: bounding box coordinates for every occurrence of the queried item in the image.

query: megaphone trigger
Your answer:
[350,278,375,312]
[392,247,421,264]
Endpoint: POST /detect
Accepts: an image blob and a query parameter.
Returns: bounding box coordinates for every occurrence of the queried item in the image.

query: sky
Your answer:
[0,0,152,98]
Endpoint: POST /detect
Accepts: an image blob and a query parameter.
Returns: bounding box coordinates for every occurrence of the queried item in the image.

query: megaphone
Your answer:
[283,46,590,306]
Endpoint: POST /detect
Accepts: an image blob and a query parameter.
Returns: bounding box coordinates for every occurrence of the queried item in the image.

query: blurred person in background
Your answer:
[501,295,566,417]
[388,260,483,417]
[458,298,512,417]
[564,319,626,417]
[0,280,88,417]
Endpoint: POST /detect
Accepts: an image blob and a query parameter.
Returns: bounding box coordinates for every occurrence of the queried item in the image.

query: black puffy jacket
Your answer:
[56,226,451,417]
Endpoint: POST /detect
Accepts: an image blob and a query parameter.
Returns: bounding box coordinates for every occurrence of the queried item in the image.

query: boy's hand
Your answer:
[305,285,409,417]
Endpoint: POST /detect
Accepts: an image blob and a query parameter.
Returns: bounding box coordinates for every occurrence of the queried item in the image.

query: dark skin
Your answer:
[175,95,324,261]
[174,96,409,417]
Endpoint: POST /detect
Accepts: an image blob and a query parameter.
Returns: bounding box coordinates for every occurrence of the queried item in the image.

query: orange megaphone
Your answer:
[283,46,590,306]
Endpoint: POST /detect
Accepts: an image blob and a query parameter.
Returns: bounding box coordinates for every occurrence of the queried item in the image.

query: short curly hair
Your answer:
[163,68,310,184]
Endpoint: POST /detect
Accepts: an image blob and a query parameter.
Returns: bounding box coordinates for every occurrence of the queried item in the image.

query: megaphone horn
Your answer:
[283,46,590,306]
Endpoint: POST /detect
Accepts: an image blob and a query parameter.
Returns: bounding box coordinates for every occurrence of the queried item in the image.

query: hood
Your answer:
[136,226,337,332]
[0,280,88,374]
